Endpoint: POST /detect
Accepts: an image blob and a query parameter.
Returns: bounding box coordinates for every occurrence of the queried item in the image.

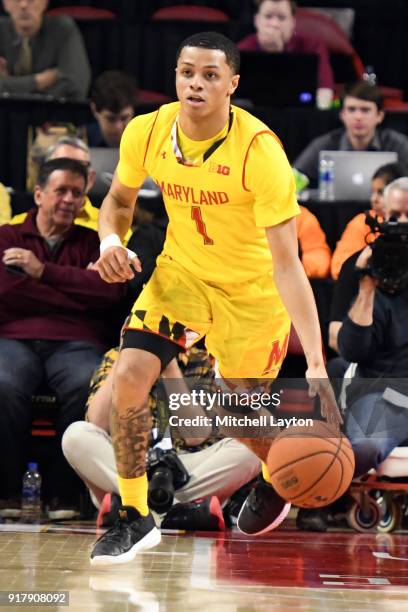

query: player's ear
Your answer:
[228,74,240,96]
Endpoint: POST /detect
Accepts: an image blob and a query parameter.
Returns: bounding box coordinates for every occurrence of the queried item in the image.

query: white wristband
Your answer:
[100,233,138,261]
[100,233,122,254]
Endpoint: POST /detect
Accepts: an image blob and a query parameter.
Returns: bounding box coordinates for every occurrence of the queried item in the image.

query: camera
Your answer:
[146,447,190,513]
[362,212,408,292]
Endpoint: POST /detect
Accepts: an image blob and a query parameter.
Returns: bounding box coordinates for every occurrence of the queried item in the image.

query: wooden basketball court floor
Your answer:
[0,520,407,611]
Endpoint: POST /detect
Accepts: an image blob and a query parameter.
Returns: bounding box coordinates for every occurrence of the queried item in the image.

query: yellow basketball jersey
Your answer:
[118,102,299,284]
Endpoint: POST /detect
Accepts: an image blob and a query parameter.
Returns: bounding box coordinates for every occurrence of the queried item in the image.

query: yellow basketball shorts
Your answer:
[125,254,291,381]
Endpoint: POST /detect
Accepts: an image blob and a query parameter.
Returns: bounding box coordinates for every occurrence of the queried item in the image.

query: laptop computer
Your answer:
[89,147,119,201]
[89,146,162,208]
[236,51,318,107]
[319,150,399,201]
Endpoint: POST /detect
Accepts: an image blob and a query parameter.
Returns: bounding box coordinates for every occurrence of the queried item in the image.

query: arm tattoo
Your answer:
[111,403,152,478]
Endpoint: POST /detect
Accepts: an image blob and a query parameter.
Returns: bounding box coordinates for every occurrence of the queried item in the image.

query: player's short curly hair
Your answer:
[255,0,297,16]
[176,31,240,74]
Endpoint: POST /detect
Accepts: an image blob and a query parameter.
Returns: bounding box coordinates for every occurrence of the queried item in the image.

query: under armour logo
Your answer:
[161,151,167,159]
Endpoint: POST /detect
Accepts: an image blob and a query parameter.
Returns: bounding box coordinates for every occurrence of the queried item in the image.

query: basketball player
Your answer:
[91,31,341,565]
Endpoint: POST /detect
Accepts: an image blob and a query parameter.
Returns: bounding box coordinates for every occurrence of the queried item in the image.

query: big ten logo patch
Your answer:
[209,162,230,176]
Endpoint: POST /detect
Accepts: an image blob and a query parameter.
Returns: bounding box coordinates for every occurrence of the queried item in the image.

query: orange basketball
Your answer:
[267,421,355,508]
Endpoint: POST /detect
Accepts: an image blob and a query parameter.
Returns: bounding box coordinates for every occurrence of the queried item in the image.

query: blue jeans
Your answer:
[345,392,408,477]
[0,339,102,500]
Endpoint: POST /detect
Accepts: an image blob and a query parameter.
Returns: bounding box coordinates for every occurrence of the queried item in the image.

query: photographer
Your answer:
[62,346,261,530]
[297,178,408,532]
[339,178,408,476]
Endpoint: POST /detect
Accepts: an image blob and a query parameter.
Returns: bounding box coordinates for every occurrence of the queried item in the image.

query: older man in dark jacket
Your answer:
[0,158,126,519]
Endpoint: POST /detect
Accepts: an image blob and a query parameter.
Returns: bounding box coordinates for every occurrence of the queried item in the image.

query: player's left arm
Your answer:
[266,219,343,428]
[245,131,341,426]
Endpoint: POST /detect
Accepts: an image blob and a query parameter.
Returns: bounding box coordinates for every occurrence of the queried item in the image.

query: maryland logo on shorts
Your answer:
[128,309,187,346]
[261,333,289,376]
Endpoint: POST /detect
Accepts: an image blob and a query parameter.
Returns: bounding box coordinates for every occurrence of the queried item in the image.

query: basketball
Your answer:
[267,421,355,508]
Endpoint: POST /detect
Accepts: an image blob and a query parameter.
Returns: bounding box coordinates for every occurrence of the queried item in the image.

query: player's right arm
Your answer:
[97,174,141,283]
[96,111,155,283]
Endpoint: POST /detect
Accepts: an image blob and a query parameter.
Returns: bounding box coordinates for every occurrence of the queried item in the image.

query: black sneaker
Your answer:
[223,479,257,526]
[96,493,122,529]
[90,506,161,566]
[296,507,328,532]
[237,477,291,535]
[161,496,225,531]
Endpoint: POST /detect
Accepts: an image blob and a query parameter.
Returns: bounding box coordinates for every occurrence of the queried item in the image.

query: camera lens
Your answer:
[148,467,175,513]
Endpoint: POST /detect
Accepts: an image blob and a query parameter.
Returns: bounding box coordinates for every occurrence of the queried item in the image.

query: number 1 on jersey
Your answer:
[191,206,214,245]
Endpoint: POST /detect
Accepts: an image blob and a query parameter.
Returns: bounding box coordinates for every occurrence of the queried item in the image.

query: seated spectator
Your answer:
[11,136,101,233]
[46,137,99,232]
[0,182,11,226]
[297,205,331,278]
[298,177,408,531]
[237,0,334,96]
[331,162,406,279]
[87,71,138,148]
[62,346,261,530]
[340,179,408,473]
[294,81,408,187]
[0,0,90,99]
[329,169,408,353]
[0,158,126,520]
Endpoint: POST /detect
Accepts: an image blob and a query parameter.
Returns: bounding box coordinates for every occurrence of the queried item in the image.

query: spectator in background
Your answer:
[87,71,138,148]
[0,0,91,99]
[237,0,334,96]
[329,169,406,358]
[294,81,408,187]
[0,158,126,520]
[339,180,408,477]
[331,162,406,279]
[11,136,101,233]
[297,206,331,278]
[298,178,408,532]
[46,136,99,231]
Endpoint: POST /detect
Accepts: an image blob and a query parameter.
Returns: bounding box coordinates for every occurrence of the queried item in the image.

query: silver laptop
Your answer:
[319,150,398,200]
[89,147,119,201]
[89,147,161,202]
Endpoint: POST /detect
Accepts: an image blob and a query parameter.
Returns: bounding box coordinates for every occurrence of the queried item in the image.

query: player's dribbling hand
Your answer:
[96,246,141,283]
[306,366,343,431]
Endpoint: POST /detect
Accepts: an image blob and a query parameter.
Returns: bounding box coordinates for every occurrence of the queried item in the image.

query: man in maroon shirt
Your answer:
[238,0,334,94]
[0,157,126,519]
